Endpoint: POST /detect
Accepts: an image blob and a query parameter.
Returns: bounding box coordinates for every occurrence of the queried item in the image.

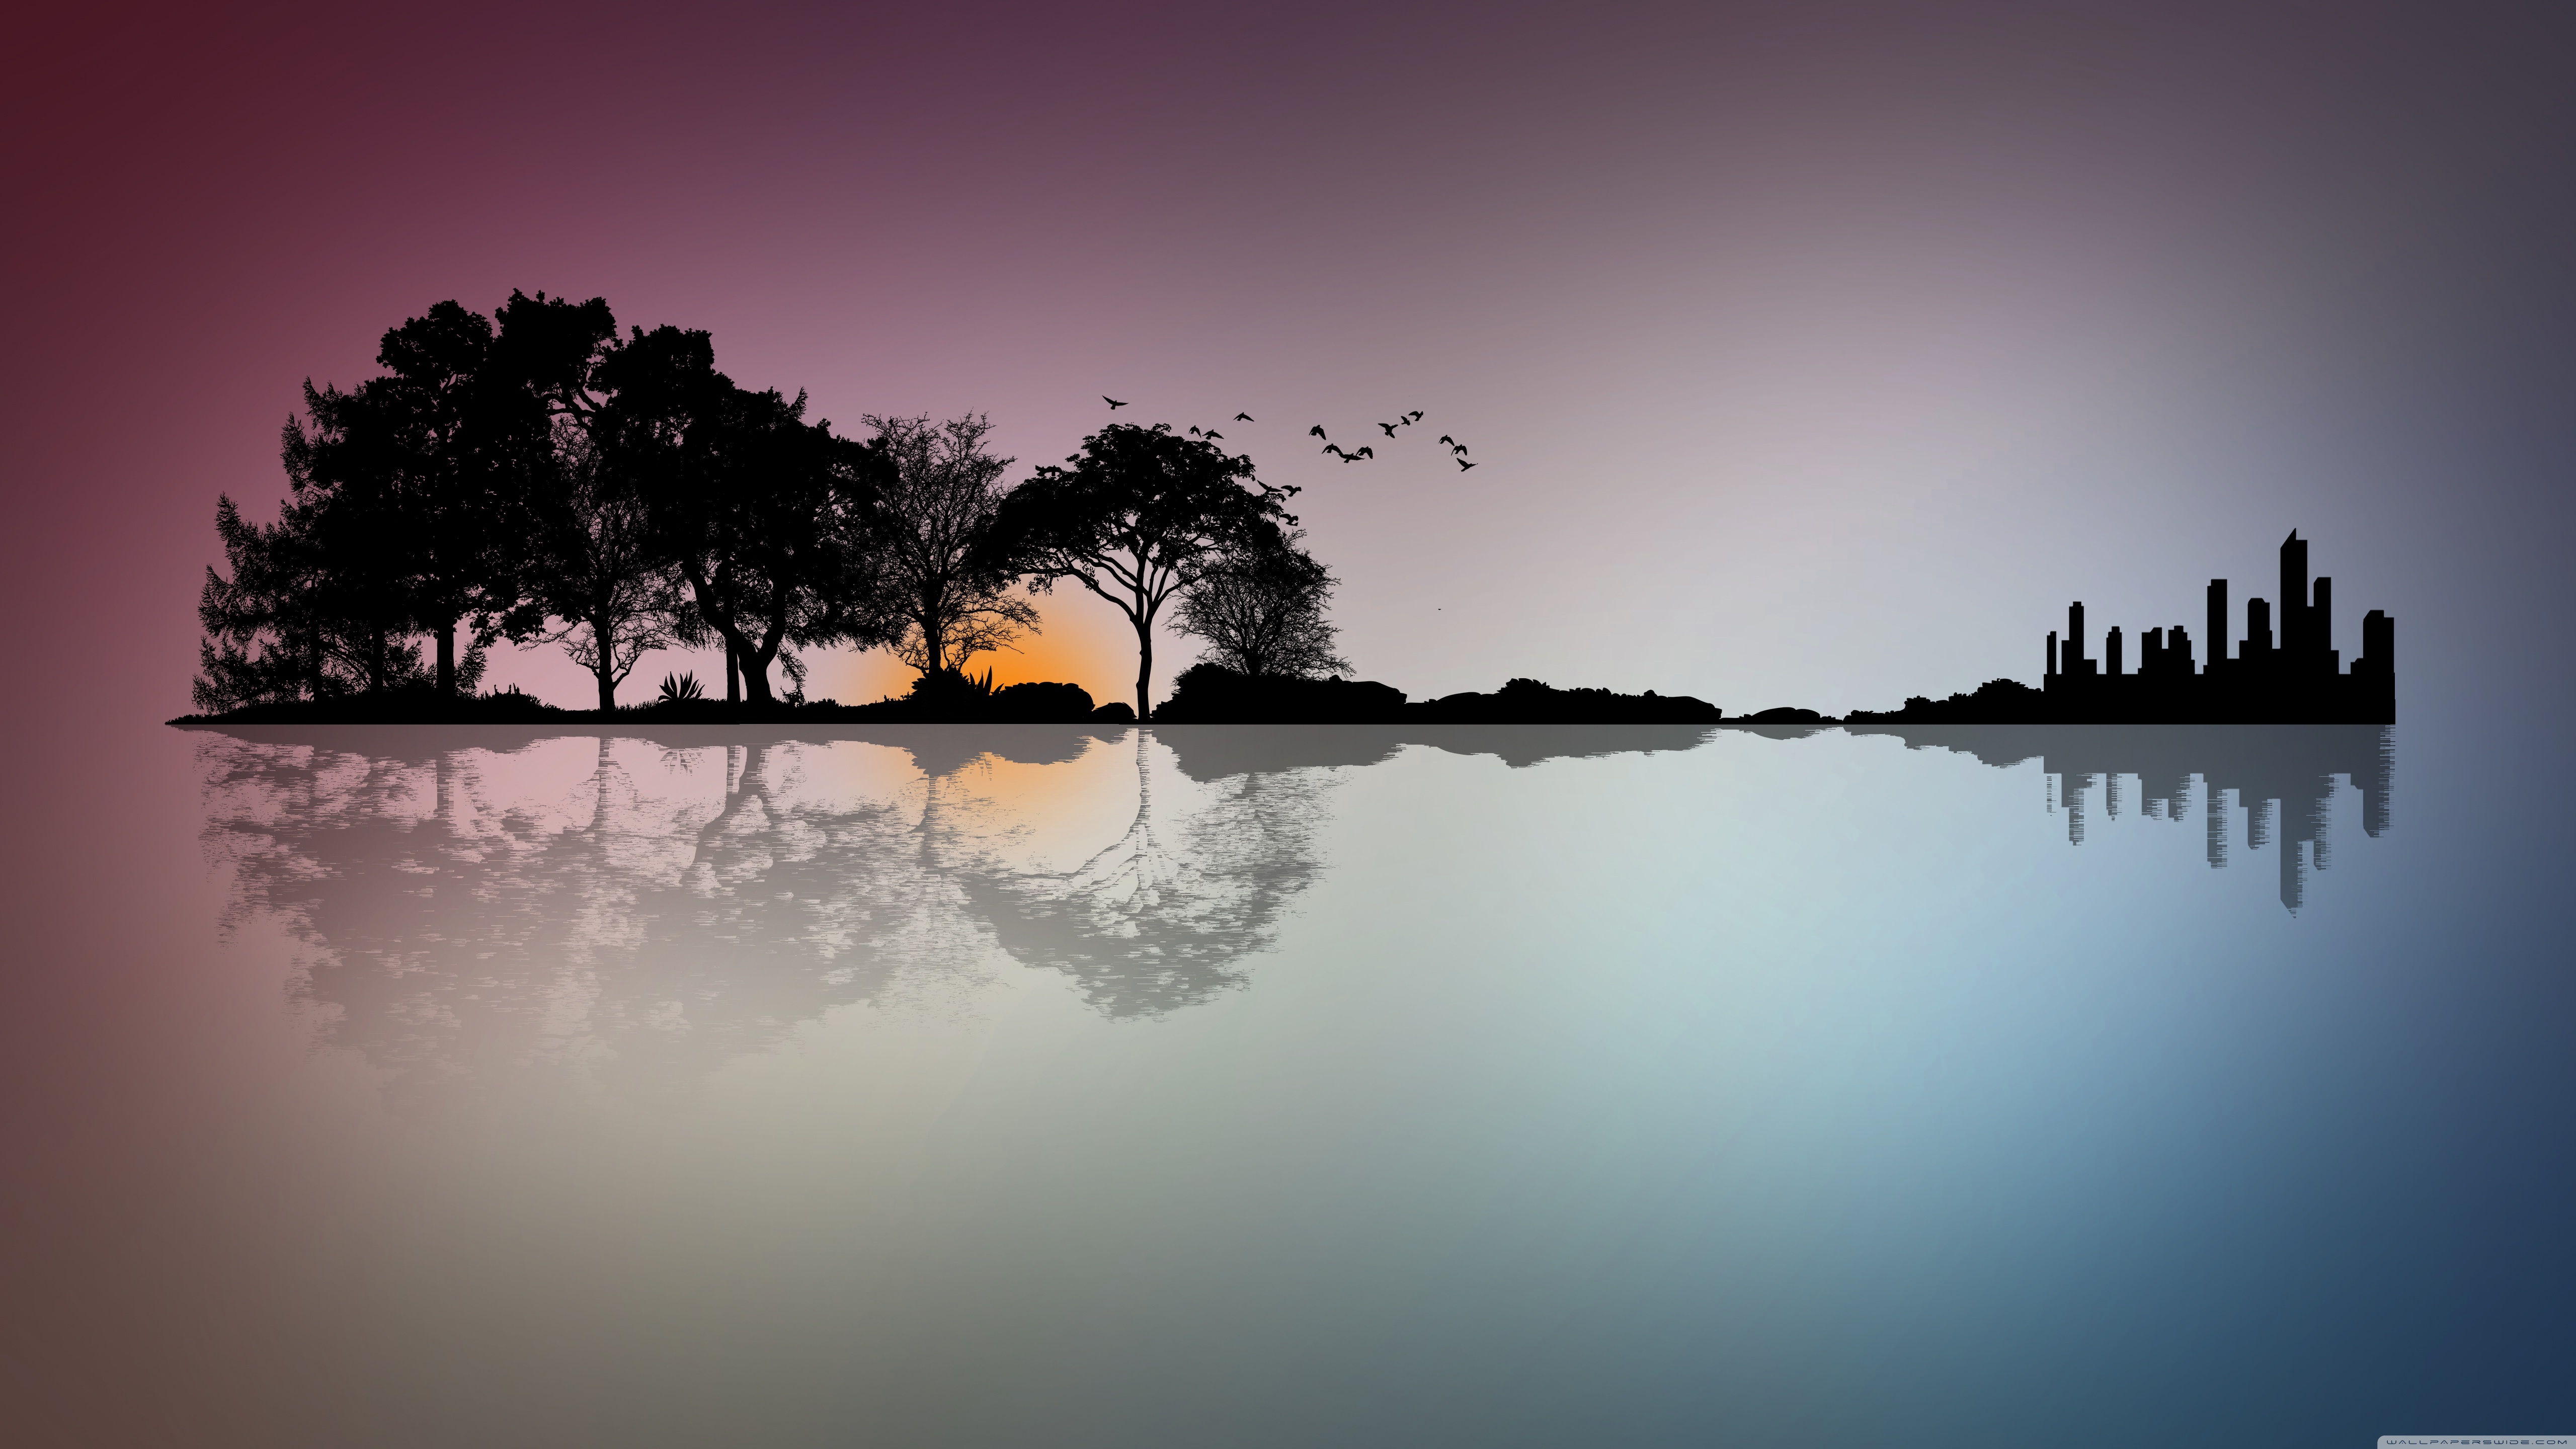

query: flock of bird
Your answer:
[1105,395,1479,472]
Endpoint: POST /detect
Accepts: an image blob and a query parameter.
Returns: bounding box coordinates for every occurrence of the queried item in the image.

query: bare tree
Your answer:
[864,413,1039,679]
[525,419,694,709]
[1172,529,1350,678]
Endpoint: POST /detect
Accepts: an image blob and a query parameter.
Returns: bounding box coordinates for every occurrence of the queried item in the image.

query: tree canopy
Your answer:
[994,423,1297,719]
[492,292,695,710]
[280,300,545,695]
[597,331,898,705]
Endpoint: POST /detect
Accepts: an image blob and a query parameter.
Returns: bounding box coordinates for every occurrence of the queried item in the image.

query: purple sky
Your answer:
[7,2,2574,723]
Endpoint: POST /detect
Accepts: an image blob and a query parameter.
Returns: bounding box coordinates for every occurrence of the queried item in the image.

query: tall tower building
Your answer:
[2312,576,2334,673]
[2206,579,2227,671]
[2280,530,2309,657]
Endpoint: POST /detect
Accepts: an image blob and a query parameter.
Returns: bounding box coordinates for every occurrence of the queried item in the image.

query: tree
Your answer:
[993,424,1296,719]
[197,494,318,712]
[863,413,1039,681]
[524,418,693,710]
[597,329,897,706]
[1171,528,1350,679]
[495,291,692,711]
[281,301,544,696]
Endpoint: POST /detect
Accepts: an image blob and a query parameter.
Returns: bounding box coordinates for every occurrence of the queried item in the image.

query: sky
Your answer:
[5,0,2574,727]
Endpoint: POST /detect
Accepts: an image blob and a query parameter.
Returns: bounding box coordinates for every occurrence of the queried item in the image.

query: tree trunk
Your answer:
[1135,624,1153,721]
[741,616,781,706]
[725,636,741,704]
[594,640,618,713]
[436,619,457,697]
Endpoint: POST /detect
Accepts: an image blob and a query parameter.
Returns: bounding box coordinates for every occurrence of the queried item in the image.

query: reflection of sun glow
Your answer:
[934,740,1153,872]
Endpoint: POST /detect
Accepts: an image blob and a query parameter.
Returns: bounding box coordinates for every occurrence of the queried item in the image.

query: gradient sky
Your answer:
[6,1,2574,726]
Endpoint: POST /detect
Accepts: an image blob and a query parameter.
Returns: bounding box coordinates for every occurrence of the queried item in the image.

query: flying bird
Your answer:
[1104,396,1129,409]
[1322,443,1347,458]
[1407,411,1423,423]
[1353,446,1374,459]
[1378,422,1398,437]
[1309,425,1327,439]
[1235,412,1255,422]
[1457,458,1477,471]
[1186,426,1202,436]
[1203,429,1224,440]
[1438,435,1455,446]
[1451,442,1469,455]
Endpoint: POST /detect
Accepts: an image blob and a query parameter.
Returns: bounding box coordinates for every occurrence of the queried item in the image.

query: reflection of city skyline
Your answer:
[194,723,1731,1103]
[1844,723,2394,913]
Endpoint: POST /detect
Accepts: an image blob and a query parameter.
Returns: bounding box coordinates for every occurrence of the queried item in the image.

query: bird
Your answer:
[1354,446,1373,458]
[1438,434,1455,446]
[1407,411,1423,423]
[1322,443,1347,458]
[1457,458,1477,471]
[1186,425,1203,436]
[1378,422,1398,437]
[1235,412,1255,422]
[1203,429,1224,440]
[1309,425,1327,439]
[1451,442,1469,455]
[1104,396,1128,409]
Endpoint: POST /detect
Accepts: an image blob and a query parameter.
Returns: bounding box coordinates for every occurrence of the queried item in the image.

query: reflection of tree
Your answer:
[191,725,1351,1098]
[953,732,1335,1017]
[196,720,1721,1091]
[556,739,944,1099]
[198,733,937,1108]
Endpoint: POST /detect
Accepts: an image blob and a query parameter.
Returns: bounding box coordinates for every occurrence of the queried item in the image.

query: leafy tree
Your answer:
[864,413,1039,680]
[281,301,544,696]
[597,329,896,705]
[1171,528,1350,679]
[993,424,1295,719]
[195,496,345,710]
[495,291,692,711]
[197,494,319,711]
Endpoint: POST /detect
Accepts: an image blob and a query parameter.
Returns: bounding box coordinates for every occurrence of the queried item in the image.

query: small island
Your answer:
[172,289,1781,730]
[176,292,2391,731]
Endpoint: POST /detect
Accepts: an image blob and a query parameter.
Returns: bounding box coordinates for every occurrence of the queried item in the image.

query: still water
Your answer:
[3,719,2568,1445]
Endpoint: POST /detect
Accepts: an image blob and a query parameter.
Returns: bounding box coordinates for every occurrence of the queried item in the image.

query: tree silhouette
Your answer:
[863,413,1039,680]
[1171,526,1349,679]
[281,300,542,696]
[597,329,898,705]
[193,492,440,709]
[994,423,1296,719]
[495,291,693,710]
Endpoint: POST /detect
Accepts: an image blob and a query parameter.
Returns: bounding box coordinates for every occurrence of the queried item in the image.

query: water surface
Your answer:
[2,718,2566,1446]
